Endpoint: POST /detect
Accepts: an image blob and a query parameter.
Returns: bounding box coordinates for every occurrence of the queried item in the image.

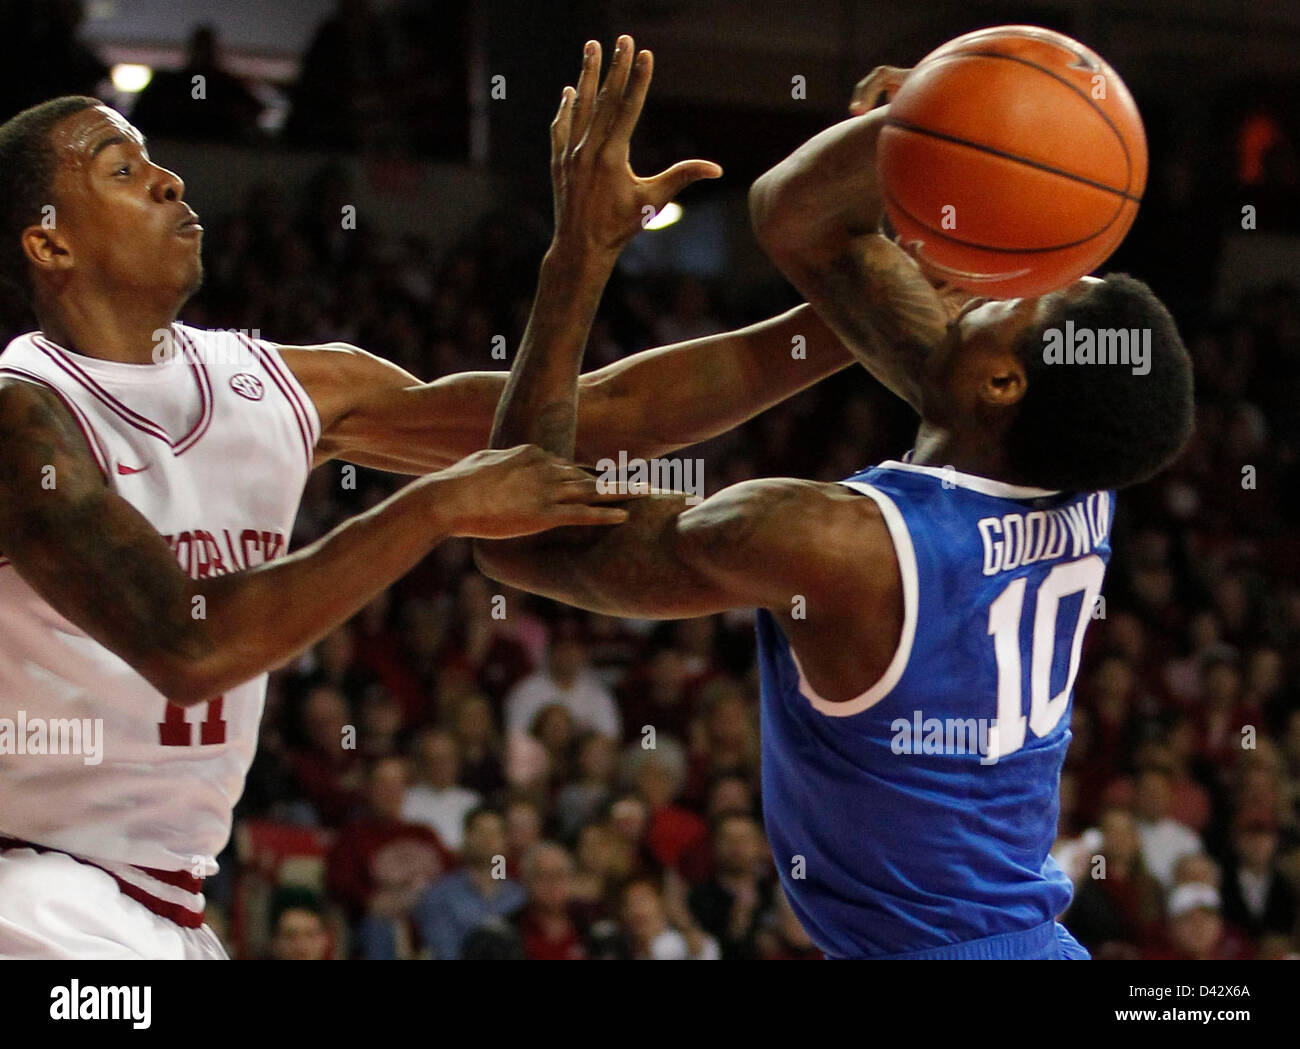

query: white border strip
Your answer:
[876,459,1062,500]
[787,481,919,717]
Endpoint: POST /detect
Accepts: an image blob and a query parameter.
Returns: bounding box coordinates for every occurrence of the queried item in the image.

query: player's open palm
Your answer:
[433,444,629,539]
[550,35,722,256]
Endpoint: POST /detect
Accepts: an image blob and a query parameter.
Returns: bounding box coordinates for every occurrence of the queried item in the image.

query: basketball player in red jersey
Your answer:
[0,38,854,958]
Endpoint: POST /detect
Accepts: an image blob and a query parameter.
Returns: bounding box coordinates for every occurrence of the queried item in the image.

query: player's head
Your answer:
[925,274,1194,491]
[0,97,202,320]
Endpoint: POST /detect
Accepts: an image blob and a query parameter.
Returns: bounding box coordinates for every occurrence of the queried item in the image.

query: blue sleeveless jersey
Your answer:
[757,458,1113,959]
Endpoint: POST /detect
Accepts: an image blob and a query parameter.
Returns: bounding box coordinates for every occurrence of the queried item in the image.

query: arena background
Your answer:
[1,0,1297,960]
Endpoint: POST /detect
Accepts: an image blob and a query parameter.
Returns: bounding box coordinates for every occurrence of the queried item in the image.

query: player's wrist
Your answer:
[544,235,620,279]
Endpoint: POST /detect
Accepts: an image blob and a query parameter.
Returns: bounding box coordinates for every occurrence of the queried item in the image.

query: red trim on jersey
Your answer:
[237,334,315,471]
[0,836,205,929]
[172,327,215,453]
[32,329,213,454]
[0,366,112,479]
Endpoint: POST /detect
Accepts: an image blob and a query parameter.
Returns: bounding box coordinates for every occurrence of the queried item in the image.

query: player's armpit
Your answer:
[0,377,213,701]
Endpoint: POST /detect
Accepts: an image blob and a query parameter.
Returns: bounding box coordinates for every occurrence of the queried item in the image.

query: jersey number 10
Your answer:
[985,555,1104,762]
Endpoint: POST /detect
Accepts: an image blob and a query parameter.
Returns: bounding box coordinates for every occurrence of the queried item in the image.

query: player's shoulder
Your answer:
[680,476,895,579]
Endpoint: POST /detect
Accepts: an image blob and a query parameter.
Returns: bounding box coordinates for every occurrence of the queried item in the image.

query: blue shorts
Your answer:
[834,919,1091,960]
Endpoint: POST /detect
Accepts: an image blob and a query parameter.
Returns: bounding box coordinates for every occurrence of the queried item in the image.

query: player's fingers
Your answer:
[554,478,635,503]
[849,65,909,115]
[549,505,631,527]
[570,40,601,150]
[606,49,653,149]
[589,34,635,146]
[550,86,576,173]
[644,159,724,208]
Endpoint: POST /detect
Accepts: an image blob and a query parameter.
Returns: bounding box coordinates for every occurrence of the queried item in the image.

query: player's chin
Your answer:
[178,257,204,300]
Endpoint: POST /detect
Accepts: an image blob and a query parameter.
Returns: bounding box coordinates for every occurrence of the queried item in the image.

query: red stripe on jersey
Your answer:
[33,330,213,453]
[237,334,315,470]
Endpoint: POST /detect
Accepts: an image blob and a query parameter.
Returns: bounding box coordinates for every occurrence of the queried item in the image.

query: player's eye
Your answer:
[114,163,131,176]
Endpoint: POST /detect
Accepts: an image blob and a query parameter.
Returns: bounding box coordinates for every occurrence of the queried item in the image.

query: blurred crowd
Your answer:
[1,0,1298,962]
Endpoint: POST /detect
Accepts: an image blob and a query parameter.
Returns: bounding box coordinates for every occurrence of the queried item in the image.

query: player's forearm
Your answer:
[749,110,887,275]
[176,477,456,703]
[491,246,616,454]
[475,493,725,620]
[573,304,852,462]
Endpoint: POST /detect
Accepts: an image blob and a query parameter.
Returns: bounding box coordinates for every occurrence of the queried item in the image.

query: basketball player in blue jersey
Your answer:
[476,66,1195,959]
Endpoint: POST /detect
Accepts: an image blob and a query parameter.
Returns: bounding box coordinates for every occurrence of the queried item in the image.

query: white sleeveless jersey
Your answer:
[0,323,319,889]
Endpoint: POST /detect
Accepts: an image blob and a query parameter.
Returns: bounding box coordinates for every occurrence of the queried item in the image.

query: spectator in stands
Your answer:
[1221,809,1297,938]
[1064,806,1166,959]
[326,756,455,958]
[624,738,708,873]
[618,645,697,746]
[504,795,545,878]
[554,731,618,842]
[1149,883,1254,960]
[504,617,620,740]
[683,680,760,806]
[616,872,719,960]
[439,573,532,703]
[356,685,405,759]
[267,888,334,961]
[1133,767,1203,890]
[401,727,482,853]
[450,692,506,798]
[757,888,822,960]
[129,25,263,143]
[287,683,365,826]
[413,806,526,959]
[284,0,390,150]
[514,842,586,960]
[687,812,775,959]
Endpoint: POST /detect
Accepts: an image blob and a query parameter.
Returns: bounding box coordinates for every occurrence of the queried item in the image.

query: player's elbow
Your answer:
[136,630,227,708]
[142,661,222,708]
[471,537,526,589]
[749,171,821,279]
[749,172,789,256]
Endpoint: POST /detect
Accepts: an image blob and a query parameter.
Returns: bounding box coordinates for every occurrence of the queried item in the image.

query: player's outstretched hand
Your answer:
[432,444,630,539]
[550,35,722,257]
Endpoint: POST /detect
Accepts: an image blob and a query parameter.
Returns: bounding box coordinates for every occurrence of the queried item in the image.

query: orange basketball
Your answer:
[877,25,1147,300]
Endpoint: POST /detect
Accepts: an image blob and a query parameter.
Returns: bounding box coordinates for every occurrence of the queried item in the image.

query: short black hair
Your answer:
[1008,274,1194,491]
[0,96,101,299]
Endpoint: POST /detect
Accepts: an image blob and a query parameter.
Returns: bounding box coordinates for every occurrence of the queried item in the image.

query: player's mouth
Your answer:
[177,212,203,236]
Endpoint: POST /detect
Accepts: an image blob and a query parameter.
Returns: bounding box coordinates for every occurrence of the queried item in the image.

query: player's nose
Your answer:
[149,163,186,204]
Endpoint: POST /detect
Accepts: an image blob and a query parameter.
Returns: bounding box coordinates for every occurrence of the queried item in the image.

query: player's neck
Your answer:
[910,421,1028,487]
[36,290,180,366]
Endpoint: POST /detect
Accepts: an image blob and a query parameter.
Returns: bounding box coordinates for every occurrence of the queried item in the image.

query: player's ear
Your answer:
[979,351,1027,408]
[22,222,74,280]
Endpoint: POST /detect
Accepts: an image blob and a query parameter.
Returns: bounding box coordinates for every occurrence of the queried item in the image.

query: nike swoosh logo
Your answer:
[116,462,150,475]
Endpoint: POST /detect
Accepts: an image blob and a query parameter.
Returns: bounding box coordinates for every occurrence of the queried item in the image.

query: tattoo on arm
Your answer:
[0,378,209,680]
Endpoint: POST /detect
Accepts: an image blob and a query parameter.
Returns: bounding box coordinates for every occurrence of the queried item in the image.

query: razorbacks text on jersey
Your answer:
[757,458,1112,959]
[0,323,318,928]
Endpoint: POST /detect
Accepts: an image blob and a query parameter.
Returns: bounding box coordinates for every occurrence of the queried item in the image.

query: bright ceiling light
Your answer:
[644,201,682,231]
[111,64,153,93]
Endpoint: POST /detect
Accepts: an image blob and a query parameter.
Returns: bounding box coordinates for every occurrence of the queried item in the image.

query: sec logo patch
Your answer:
[230,373,265,400]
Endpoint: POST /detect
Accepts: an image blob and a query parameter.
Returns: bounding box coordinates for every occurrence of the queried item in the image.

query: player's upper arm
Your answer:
[278,341,509,473]
[0,376,211,703]
[674,476,897,615]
